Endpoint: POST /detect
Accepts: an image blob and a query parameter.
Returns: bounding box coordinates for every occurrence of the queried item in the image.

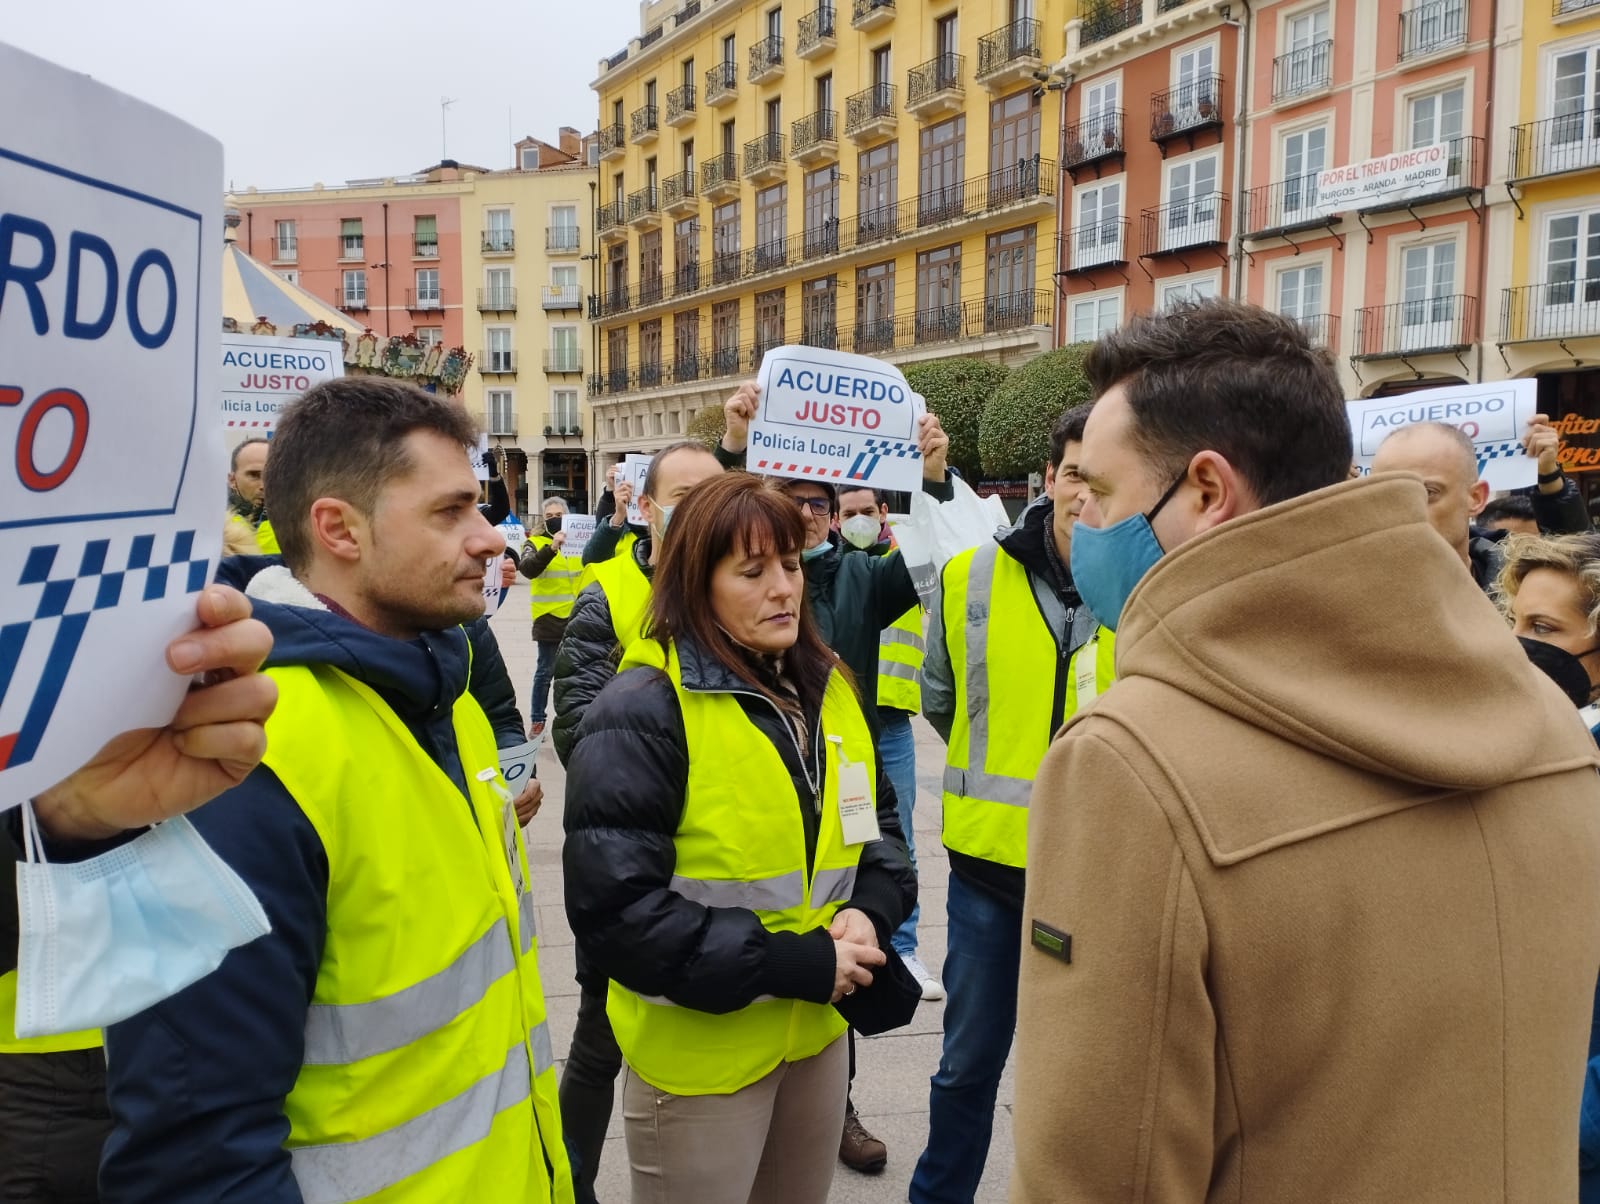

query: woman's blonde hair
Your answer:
[1494,531,1600,636]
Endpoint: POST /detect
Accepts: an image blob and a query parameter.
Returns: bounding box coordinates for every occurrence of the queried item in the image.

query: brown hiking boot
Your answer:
[839,1106,887,1174]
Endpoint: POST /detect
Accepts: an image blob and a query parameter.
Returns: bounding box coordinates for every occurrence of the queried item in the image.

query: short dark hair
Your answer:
[837,485,886,508]
[266,377,480,573]
[642,439,720,499]
[1049,407,1092,471]
[782,477,838,515]
[1481,494,1538,526]
[1085,299,1351,507]
[230,436,270,471]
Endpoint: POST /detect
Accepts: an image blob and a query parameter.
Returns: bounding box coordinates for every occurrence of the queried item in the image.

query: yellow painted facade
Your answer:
[588,0,1063,468]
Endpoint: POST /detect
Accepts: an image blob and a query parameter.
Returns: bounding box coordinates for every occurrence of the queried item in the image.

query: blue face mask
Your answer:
[12,804,271,1037]
[801,537,832,561]
[1069,475,1185,632]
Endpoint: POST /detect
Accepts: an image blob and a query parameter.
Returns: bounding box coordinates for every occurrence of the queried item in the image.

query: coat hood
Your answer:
[1115,474,1599,792]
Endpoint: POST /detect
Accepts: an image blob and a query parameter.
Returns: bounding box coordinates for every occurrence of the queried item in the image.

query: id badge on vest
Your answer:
[479,768,526,896]
[1074,638,1100,706]
[830,737,880,846]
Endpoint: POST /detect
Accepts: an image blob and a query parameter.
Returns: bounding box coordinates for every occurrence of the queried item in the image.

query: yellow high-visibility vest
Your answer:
[527,536,583,624]
[580,551,653,649]
[256,518,280,555]
[0,970,99,1055]
[876,605,924,713]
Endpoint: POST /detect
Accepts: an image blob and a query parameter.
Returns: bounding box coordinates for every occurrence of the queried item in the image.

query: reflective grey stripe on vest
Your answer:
[810,865,858,910]
[291,1033,539,1204]
[942,764,1034,807]
[302,917,516,1065]
[530,1018,554,1076]
[880,627,925,652]
[519,891,537,956]
[876,659,919,682]
[670,869,805,912]
[951,544,1032,808]
[536,569,581,579]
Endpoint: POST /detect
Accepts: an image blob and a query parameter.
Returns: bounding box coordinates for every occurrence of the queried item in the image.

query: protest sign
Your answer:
[469,435,493,481]
[751,346,925,493]
[220,333,342,431]
[498,736,543,793]
[482,556,504,616]
[1348,379,1540,491]
[563,513,598,552]
[0,44,223,806]
[620,455,652,525]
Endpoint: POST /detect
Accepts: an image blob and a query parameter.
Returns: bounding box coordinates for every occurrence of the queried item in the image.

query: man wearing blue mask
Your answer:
[97,377,572,1204]
[910,406,1113,1204]
[1012,299,1600,1203]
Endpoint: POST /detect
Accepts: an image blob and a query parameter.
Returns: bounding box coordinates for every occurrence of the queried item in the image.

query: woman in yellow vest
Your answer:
[564,472,916,1204]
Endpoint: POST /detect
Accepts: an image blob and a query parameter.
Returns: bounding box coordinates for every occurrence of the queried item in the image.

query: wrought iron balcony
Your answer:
[413,237,438,259]
[630,105,659,144]
[706,61,738,106]
[674,261,701,294]
[1296,313,1340,350]
[846,83,898,140]
[1063,110,1125,174]
[1062,217,1130,272]
[1273,40,1333,101]
[1510,109,1600,181]
[627,185,660,227]
[798,5,837,57]
[599,122,627,160]
[483,229,516,254]
[541,285,581,310]
[543,414,583,437]
[1150,75,1224,144]
[480,349,516,374]
[1557,0,1600,11]
[662,169,698,215]
[743,132,786,182]
[851,0,894,29]
[1140,194,1228,256]
[907,53,964,118]
[1357,136,1483,213]
[543,228,576,252]
[666,84,696,126]
[702,151,740,199]
[1399,0,1466,59]
[1243,176,1333,236]
[792,110,838,162]
[1502,281,1600,342]
[487,409,517,437]
[597,203,625,238]
[747,239,789,275]
[1079,0,1142,46]
[543,350,583,374]
[478,287,519,312]
[805,219,842,257]
[712,250,742,286]
[597,285,632,318]
[749,34,785,84]
[1353,295,1478,358]
[976,18,1042,88]
[405,289,445,312]
[979,290,1047,333]
[637,276,665,306]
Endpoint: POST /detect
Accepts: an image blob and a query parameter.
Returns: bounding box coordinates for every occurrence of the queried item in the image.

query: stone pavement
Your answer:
[488,582,1016,1203]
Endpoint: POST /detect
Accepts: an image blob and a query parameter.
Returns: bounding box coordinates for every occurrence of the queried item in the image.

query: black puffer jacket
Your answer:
[563,636,916,1009]
[551,535,655,767]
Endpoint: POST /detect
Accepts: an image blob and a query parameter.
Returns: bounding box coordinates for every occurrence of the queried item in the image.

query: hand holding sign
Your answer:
[723,382,759,453]
[1347,380,1540,491]
[917,412,950,483]
[1524,415,1562,480]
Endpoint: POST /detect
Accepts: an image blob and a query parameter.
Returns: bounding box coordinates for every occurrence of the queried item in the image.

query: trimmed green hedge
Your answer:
[903,358,1009,482]
[978,345,1095,478]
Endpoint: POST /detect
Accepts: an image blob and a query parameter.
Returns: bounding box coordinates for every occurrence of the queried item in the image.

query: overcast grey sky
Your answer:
[8,0,641,188]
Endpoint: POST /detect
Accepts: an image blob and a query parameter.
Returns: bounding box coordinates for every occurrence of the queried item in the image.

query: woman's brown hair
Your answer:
[646,472,845,714]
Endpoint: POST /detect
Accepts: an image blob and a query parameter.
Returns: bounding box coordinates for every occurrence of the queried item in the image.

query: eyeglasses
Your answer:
[792,496,832,516]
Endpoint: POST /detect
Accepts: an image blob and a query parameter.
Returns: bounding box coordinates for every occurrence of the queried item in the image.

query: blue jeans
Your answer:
[908,873,1021,1204]
[880,714,920,956]
[530,638,559,724]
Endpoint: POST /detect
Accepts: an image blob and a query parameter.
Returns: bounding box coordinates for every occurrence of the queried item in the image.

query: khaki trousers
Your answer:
[621,1034,849,1204]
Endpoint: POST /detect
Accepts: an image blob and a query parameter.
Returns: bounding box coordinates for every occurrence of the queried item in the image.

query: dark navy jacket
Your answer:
[99,560,479,1204]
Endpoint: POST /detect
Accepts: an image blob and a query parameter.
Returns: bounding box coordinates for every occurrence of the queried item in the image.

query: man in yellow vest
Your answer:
[518,497,584,737]
[98,377,572,1204]
[909,407,1114,1204]
[224,437,273,556]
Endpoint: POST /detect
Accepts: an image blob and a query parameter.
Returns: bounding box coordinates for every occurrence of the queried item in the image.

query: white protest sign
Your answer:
[498,735,543,792]
[469,435,492,481]
[1348,379,1540,491]
[220,333,341,431]
[563,513,598,551]
[751,346,925,493]
[482,556,504,616]
[621,455,652,525]
[1315,144,1450,219]
[0,45,223,806]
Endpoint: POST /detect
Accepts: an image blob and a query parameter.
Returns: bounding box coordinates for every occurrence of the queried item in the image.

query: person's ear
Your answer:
[308,498,365,563]
[1468,479,1490,518]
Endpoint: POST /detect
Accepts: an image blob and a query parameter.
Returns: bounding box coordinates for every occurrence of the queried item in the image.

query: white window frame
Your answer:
[486,208,514,252]
[550,324,581,372]
[342,269,367,306]
[1071,175,1126,269]
[1156,269,1222,309]
[1169,38,1221,131]
[1278,1,1333,98]
[487,389,516,436]
[1540,37,1600,175]
[1278,120,1330,224]
[1273,258,1329,322]
[486,326,514,373]
[1392,233,1463,351]
[551,388,581,434]
[1068,285,1124,344]
[550,262,580,289]
[415,268,441,308]
[484,266,513,310]
[1533,203,1600,338]
[276,269,299,286]
[1159,148,1222,251]
[416,327,443,349]
[340,219,364,261]
[273,220,297,262]
[520,146,538,170]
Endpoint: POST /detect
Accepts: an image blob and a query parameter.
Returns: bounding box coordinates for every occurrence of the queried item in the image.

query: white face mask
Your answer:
[840,514,881,549]
[12,804,271,1037]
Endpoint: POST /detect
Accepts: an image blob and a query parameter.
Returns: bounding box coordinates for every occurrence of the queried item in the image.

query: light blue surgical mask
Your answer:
[1069,475,1185,632]
[802,537,832,561]
[12,803,271,1038]
[655,503,675,533]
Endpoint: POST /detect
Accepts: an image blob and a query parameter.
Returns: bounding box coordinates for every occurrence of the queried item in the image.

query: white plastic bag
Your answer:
[890,477,1009,608]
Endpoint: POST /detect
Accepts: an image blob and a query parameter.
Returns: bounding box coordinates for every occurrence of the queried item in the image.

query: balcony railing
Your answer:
[480,350,516,374]
[1064,110,1125,169]
[706,60,738,104]
[674,262,701,293]
[1510,109,1600,181]
[1501,281,1600,342]
[666,84,696,125]
[747,239,789,274]
[596,285,631,318]
[977,18,1041,80]
[846,83,898,135]
[478,287,518,312]
[852,0,895,27]
[1274,40,1333,101]
[413,238,438,258]
[1353,294,1479,358]
[743,131,786,177]
[541,285,581,310]
[749,34,784,82]
[487,410,517,437]
[627,186,660,224]
[630,105,659,142]
[1150,75,1224,142]
[543,228,576,252]
[805,219,842,257]
[1079,0,1142,46]
[1358,135,1484,213]
[662,169,697,209]
[792,110,838,156]
[702,151,739,193]
[637,276,665,306]
[1296,313,1341,350]
[1243,175,1333,235]
[980,290,1048,333]
[1140,194,1228,256]
[712,250,742,286]
[1063,217,1130,271]
[339,293,369,311]
[798,5,837,54]
[599,122,626,157]
[908,53,964,110]
[1400,0,1466,59]
[405,289,444,311]
[543,414,583,437]
[543,350,583,374]
[273,239,298,262]
[1557,0,1600,12]
[597,203,624,234]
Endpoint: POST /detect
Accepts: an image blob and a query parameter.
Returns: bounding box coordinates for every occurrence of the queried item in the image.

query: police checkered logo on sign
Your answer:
[0,531,208,772]
[1474,441,1524,474]
[847,437,924,482]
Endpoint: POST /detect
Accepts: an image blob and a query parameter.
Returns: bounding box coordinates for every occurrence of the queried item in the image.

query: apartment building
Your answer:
[460,130,598,512]
[588,0,1062,470]
[1493,0,1600,488]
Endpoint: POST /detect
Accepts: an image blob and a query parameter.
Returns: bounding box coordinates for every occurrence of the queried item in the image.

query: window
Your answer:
[722,119,737,157]
[675,216,701,292]
[1400,240,1459,349]
[1156,271,1220,309]
[640,230,664,304]
[605,242,628,298]
[919,115,966,225]
[985,226,1036,330]
[551,263,579,291]
[755,288,786,357]
[487,208,514,251]
[414,215,438,258]
[646,155,659,192]
[488,390,516,435]
[683,58,696,89]
[713,201,741,283]
[1083,76,1119,130]
[342,269,367,307]
[914,244,961,343]
[1550,45,1600,172]
[723,33,736,65]
[487,328,513,372]
[767,7,782,39]
[606,328,629,389]
[872,45,891,87]
[816,73,834,114]
[1276,262,1325,321]
[1074,179,1123,268]
[486,267,513,309]
[936,13,958,59]
[713,299,740,372]
[417,326,443,349]
[551,325,580,364]
[552,389,580,434]
[1539,208,1600,335]
[1281,125,1327,221]
[415,268,440,308]
[755,184,787,268]
[1409,85,1465,185]
[273,220,296,261]
[1011,0,1035,16]
[802,276,838,347]
[1173,42,1218,126]
[858,142,899,243]
[766,97,783,135]
[675,309,701,374]
[1070,290,1122,343]
[1161,152,1221,250]
[276,270,299,285]
[1281,6,1331,96]
[640,320,663,386]
[804,165,840,255]
[613,99,624,126]
[1402,0,1464,57]
[340,218,364,260]
[855,260,895,351]
[549,205,577,250]
[646,79,658,108]
[990,89,1042,197]
[683,138,696,174]
[521,146,538,170]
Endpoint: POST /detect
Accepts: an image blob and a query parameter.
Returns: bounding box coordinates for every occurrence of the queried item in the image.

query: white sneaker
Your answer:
[901,953,946,1001]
